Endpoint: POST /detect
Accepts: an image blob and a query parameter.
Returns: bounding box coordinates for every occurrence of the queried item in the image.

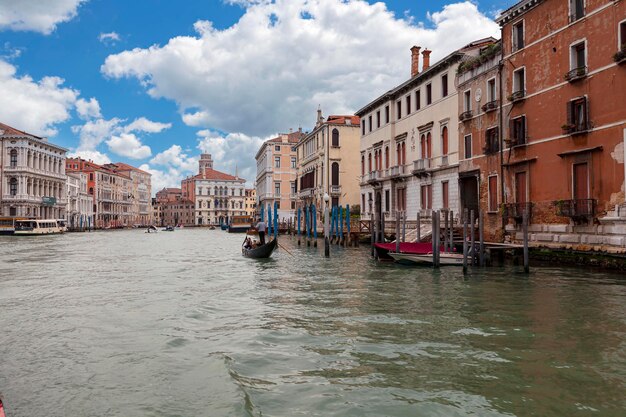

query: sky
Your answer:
[0,0,509,192]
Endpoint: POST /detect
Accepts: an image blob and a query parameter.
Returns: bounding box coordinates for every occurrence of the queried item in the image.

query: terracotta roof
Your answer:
[193,168,243,182]
[325,115,360,125]
[110,162,151,175]
[159,187,182,193]
[0,122,44,140]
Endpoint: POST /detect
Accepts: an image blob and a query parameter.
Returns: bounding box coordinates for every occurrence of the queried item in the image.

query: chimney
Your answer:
[410,46,421,77]
[422,49,432,71]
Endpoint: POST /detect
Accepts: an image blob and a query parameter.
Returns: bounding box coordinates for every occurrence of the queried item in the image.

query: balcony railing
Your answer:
[330,185,341,195]
[459,110,473,122]
[562,121,591,136]
[614,48,626,64]
[503,202,533,223]
[412,158,431,172]
[564,66,587,82]
[441,155,449,166]
[389,165,406,177]
[481,100,498,113]
[555,199,596,220]
[367,170,381,183]
[508,90,526,103]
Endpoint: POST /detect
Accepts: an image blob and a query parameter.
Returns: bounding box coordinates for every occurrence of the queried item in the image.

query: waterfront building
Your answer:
[66,171,94,230]
[467,0,626,250]
[244,188,256,218]
[161,199,195,226]
[156,187,182,203]
[357,40,495,225]
[255,130,304,220]
[66,158,133,228]
[295,109,361,212]
[105,163,152,226]
[0,122,67,219]
[151,197,161,226]
[154,187,183,226]
[182,154,247,226]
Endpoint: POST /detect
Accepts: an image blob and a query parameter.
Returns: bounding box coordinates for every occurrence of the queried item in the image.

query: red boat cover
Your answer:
[0,399,6,417]
[374,242,435,254]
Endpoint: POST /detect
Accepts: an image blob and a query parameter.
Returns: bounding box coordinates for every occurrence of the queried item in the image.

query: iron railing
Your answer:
[555,198,596,219]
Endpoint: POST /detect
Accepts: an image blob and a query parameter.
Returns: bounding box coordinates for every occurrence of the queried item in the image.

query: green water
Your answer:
[0,229,625,416]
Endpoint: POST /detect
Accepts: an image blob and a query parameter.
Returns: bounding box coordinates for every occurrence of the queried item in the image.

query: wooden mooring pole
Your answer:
[417,212,421,242]
[463,208,468,275]
[523,209,529,273]
[479,210,485,267]
[395,211,400,254]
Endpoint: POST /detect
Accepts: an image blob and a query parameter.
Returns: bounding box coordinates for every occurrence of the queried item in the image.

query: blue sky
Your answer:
[0,0,508,191]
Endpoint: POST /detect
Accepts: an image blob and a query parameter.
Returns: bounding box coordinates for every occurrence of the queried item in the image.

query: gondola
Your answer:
[242,238,277,259]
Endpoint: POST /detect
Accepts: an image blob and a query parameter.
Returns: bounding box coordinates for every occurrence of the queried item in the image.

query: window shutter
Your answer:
[583,97,589,129]
[509,119,515,142]
[566,100,573,125]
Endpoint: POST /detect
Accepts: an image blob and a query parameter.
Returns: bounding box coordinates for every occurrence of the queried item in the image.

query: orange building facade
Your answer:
[459,0,626,251]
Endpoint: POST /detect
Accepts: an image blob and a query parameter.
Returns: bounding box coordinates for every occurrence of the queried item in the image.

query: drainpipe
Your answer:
[499,28,506,238]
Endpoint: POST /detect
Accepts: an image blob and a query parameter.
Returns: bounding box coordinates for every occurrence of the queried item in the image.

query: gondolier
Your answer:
[256,218,267,245]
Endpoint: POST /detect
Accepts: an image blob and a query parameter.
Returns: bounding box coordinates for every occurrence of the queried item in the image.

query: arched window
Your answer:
[10,149,17,168]
[420,134,426,159]
[396,144,401,166]
[368,153,372,173]
[401,142,406,165]
[426,132,432,158]
[10,177,17,196]
[385,146,389,169]
[442,126,449,155]
[332,128,339,147]
[331,162,339,186]
[361,155,365,175]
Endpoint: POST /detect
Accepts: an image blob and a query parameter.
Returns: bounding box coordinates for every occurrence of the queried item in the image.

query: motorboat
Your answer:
[228,215,252,233]
[209,226,216,230]
[374,242,438,261]
[145,225,158,233]
[13,219,64,236]
[163,226,175,231]
[389,251,465,266]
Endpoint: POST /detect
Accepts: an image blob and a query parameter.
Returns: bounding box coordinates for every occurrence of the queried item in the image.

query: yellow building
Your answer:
[245,188,256,218]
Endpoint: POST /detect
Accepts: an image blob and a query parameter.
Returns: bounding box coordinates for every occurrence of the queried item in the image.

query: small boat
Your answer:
[14,219,64,235]
[243,238,278,259]
[374,242,437,261]
[1,397,6,417]
[145,225,158,233]
[389,251,465,266]
[162,226,175,231]
[209,226,216,230]
[220,223,229,230]
[228,215,252,233]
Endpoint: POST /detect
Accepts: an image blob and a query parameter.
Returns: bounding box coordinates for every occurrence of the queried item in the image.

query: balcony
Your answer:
[613,48,626,65]
[367,170,382,184]
[330,185,341,196]
[555,199,596,221]
[562,121,591,136]
[441,155,449,167]
[564,66,587,82]
[503,202,533,223]
[412,158,431,175]
[459,110,473,122]
[389,165,406,178]
[508,90,526,103]
[481,100,498,113]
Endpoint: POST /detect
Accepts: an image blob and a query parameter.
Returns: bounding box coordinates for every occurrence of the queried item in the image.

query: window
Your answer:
[620,21,626,51]
[463,90,471,111]
[485,127,499,154]
[376,110,381,128]
[416,90,421,110]
[368,153,372,172]
[397,188,406,211]
[368,115,373,132]
[362,120,366,135]
[331,162,339,186]
[396,100,402,120]
[406,95,411,115]
[291,182,296,195]
[361,155,365,176]
[512,21,524,51]
[488,175,498,212]
[441,126,449,156]
[9,177,17,196]
[513,68,525,94]
[487,78,496,102]
[275,145,281,151]
[426,83,432,105]
[441,74,448,97]
[362,194,365,213]
[275,156,281,168]
[384,189,390,212]
[291,157,296,168]
[442,181,449,209]
[385,146,389,169]
[420,184,432,210]
[10,149,17,167]
[89,187,94,195]
[569,0,585,22]
[510,115,527,145]
[384,105,390,124]
[570,41,586,70]
[464,134,472,159]
[567,97,589,132]
[332,128,339,147]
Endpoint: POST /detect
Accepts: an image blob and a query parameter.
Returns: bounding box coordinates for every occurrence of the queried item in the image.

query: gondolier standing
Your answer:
[256,218,267,245]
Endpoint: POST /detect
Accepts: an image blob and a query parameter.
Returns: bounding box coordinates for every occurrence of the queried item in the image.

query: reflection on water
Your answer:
[0,229,625,417]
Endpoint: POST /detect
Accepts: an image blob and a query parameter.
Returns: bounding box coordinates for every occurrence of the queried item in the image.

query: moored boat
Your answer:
[145,225,158,233]
[389,251,465,266]
[13,219,64,236]
[374,242,437,261]
[242,238,277,258]
[228,215,252,233]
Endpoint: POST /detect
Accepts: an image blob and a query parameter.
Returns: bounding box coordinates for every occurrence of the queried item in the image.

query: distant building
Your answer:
[66,171,94,230]
[1,122,67,219]
[255,129,304,220]
[295,109,361,213]
[106,163,152,226]
[162,199,195,226]
[245,188,256,218]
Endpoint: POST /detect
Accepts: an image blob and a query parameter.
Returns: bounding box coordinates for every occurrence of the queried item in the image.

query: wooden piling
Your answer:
[463,208,468,274]
[479,210,485,267]
[431,211,436,266]
[470,210,475,265]
[443,210,449,253]
[402,211,406,243]
[449,210,454,253]
[523,209,529,273]
[417,212,421,242]
[395,211,400,254]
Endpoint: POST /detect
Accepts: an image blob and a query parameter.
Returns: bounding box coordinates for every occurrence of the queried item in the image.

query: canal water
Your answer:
[0,229,625,417]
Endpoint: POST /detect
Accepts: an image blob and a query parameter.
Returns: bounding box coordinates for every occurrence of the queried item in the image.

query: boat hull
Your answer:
[389,252,465,266]
[228,225,250,233]
[242,238,277,259]
[374,242,440,260]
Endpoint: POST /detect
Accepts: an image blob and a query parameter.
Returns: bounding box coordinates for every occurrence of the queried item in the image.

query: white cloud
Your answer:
[71,117,122,150]
[0,0,87,34]
[0,59,79,136]
[98,31,120,44]
[102,0,499,137]
[197,130,266,184]
[67,149,111,165]
[106,132,152,159]
[124,117,171,133]
[75,97,102,120]
[141,145,200,192]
